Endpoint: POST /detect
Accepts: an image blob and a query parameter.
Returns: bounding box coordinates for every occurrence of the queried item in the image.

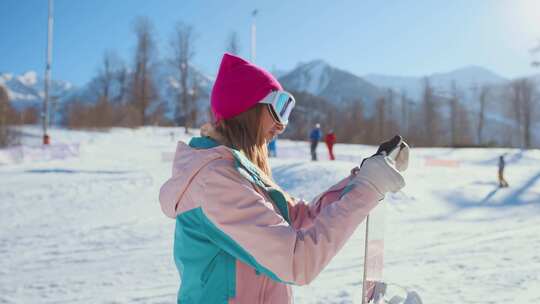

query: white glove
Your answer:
[373,135,409,172]
[350,136,409,195]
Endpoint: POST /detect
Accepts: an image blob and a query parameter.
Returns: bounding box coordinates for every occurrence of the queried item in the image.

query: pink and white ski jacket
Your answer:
[159,140,382,303]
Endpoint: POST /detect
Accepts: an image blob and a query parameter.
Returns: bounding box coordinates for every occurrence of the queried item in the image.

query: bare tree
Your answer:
[171,21,197,133]
[371,91,400,143]
[189,76,200,128]
[375,96,386,140]
[400,90,408,133]
[456,102,473,146]
[531,40,540,68]
[476,85,490,145]
[115,64,128,104]
[509,79,536,148]
[521,80,536,149]
[93,51,126,127]
[226,31,241,55]
[449,81,459,146]
[0,85,16,147]
[97,51,119,101]
[18,107,39,125]
[341,98,366,143]
[421,77,440,146]
[385,88,399,137]
[0,85,9,145]
[130,17,158,126]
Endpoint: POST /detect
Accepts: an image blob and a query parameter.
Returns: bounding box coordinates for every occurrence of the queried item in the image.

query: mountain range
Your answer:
[1,61,538,120]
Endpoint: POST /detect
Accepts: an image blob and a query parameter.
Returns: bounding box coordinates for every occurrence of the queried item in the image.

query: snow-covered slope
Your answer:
[1,126,539,303]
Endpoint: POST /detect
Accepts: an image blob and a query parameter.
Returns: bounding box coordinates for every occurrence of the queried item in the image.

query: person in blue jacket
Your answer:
[310,123,322,161]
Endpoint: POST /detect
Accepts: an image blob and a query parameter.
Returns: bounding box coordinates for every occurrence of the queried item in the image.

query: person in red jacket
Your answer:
[325,130,336,160]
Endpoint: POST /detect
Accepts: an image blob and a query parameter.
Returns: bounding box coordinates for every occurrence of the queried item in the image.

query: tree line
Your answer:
[60,17,245,133]
[282,77,539,148]
[64,17,199,132]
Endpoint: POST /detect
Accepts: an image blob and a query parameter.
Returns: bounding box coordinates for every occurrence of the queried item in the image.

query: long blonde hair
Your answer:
[214,104,273,177]
[203,104,293,202]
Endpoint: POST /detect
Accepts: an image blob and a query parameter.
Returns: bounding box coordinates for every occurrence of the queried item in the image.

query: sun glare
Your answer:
[520,0,540,32]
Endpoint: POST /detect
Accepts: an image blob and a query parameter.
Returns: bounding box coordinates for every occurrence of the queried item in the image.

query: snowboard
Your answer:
[360,202,423,304]
[361,201,386,304]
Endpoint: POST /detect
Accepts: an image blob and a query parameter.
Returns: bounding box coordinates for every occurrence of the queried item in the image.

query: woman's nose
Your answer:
[274,123,285,133]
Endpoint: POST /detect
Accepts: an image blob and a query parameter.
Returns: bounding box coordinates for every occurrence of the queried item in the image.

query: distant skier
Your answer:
[268,137,277,157]
[158,53,409,304]
[310,123,322,161]
[498,155,509,188]
[324,130,336,160]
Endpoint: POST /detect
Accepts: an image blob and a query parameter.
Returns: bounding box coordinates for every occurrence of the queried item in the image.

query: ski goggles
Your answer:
[259,90,296,125]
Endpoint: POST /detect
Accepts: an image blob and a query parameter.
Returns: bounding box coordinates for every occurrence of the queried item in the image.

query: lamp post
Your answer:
[251,9,258,62]
[43,0,54,145]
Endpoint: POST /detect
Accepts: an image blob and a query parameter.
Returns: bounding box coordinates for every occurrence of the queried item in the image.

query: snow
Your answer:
[0,71,76,110]
[0,73,14,83]
[3,90,37,101]
[365,66,508,101]
[1,126,540,303]
[285,60,331,96]
[16,71,38,87]
[304,60,330,95]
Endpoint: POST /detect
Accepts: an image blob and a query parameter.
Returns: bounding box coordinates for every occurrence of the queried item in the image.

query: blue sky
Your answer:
[1,0,539,86]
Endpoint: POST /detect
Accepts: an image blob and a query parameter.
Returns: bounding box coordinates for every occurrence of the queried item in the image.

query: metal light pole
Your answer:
[251,9,257,62]
[43,0,54,145]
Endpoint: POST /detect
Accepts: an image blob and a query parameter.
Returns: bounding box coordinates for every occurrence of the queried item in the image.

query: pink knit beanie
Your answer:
[211,53,283,121]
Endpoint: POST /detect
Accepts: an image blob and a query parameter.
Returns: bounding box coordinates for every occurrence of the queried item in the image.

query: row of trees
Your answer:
[1,15,243,147]
[65,17,195,130]
[60,28,539,148]
[283,77,539,148]
[64,17,243,132]
[285,41,537,148]
[0,86,42,147]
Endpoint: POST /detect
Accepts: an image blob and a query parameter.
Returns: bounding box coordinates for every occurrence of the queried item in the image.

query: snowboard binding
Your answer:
[364,281,423,304]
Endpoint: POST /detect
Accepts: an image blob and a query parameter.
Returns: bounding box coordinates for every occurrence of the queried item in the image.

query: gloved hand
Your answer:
[373,135,409,172]
[351,135,409,195]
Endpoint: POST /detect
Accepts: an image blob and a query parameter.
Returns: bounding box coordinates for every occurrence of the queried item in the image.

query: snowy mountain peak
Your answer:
[430,65,507,86]
[281,59,333,95]
[301,59,330,69]
[365,65,509,100]
[17,71,39,87]
[0,73,14,83]
[0,71,76,110]
[279,60,382,112]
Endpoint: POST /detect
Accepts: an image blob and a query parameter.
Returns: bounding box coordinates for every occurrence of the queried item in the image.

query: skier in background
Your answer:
[498,155,509,188]
[268,137,277,157]
[310,123,322,161]
[324,130,336,160]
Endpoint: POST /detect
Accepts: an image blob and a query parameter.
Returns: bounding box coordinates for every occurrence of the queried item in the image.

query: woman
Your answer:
[159,53,409,304]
